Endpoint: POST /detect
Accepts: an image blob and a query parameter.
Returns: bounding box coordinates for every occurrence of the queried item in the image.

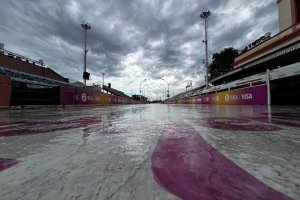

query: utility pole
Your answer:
[200,9,211,89]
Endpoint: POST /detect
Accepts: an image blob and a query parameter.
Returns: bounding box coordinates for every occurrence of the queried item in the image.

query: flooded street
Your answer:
[0,104,299,200]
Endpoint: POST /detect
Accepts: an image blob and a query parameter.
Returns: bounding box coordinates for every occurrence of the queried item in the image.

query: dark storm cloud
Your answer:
[0,0,278,93]
[210,22,254,52]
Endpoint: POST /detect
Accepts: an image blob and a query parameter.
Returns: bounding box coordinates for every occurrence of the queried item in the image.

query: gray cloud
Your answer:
[0,0,279,97]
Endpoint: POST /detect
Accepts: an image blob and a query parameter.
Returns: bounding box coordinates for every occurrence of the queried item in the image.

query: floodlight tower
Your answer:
[200,9,211,89]
[102,72,105,86]
[81,21,92,86]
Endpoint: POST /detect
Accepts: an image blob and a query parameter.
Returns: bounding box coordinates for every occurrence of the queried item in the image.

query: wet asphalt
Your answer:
[0,104,299,200]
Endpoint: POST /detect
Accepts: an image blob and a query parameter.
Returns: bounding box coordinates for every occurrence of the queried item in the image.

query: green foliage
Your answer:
[132,94,141,100]
[208,47,239,81]
[132,94,147,101]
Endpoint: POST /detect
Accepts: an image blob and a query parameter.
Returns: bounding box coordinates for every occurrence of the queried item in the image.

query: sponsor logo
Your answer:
[212,96,219,101]
[225,94,239,101]
[82,93,87,102]
[241,93,253,100]
[225,94,229,102]
[224,93,253,102]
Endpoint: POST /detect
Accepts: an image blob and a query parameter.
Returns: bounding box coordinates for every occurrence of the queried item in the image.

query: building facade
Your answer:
[233,0,300,70]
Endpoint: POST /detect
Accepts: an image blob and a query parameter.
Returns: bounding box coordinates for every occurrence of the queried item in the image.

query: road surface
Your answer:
[0,104,299,200]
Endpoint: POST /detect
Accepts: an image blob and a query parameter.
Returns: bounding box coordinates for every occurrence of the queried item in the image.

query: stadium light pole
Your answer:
[162,78,170,99]
[81,21,91,87]
[140,79,146,101]
[102,73,105,86]
[200,9,211,89]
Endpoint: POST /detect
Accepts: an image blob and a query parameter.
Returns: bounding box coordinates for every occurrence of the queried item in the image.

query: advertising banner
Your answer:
[195,84,267,105]
[60,87,101,105]
[60,87,134,105]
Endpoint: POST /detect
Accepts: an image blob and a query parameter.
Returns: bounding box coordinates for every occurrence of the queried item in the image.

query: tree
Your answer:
[208,47,239,81]
[131,94,147,101]
[132,95,141,101]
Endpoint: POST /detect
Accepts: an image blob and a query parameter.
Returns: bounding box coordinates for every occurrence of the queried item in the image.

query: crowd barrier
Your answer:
[166,84,268,105]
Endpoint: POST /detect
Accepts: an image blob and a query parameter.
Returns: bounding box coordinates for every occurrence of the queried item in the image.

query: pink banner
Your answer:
[172,84,268,105]
[60,87,139,105]
[197,84,267,105]
[60,87,102,105]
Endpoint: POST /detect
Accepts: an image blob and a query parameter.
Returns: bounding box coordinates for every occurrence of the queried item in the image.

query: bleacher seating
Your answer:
[102,85,130,98]
[0,66,102,93]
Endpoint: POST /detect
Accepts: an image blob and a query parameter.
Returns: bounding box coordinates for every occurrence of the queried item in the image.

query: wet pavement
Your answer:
[0,104,299,200]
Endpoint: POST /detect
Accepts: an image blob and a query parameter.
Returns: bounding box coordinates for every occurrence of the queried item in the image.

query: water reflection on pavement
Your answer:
[0,104,299,200]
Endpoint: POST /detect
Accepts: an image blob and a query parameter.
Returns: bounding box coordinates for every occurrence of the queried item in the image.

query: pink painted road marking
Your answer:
[0,158,19,172]
[196,117,282,131]
[0,117,102,137]
[151,123,292,200]
[254,113,300,128]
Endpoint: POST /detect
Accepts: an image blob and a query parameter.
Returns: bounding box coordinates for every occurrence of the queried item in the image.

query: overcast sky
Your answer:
[0,0,279,99]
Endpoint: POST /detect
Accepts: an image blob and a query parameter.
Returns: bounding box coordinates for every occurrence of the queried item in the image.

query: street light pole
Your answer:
[140,79,146,101]
[159,89,165,101]
[160,84,166,101]
[162,78,170,99]
[142,84,148,97]
[200,9,211,89]
[143,86,150,101]
[81,22,91,87]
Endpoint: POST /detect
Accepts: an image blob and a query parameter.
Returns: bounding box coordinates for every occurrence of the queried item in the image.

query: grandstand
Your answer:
[169,62,300,105]
[0,45,68,83]
[102,85,130,98]
[169,0,300,105]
